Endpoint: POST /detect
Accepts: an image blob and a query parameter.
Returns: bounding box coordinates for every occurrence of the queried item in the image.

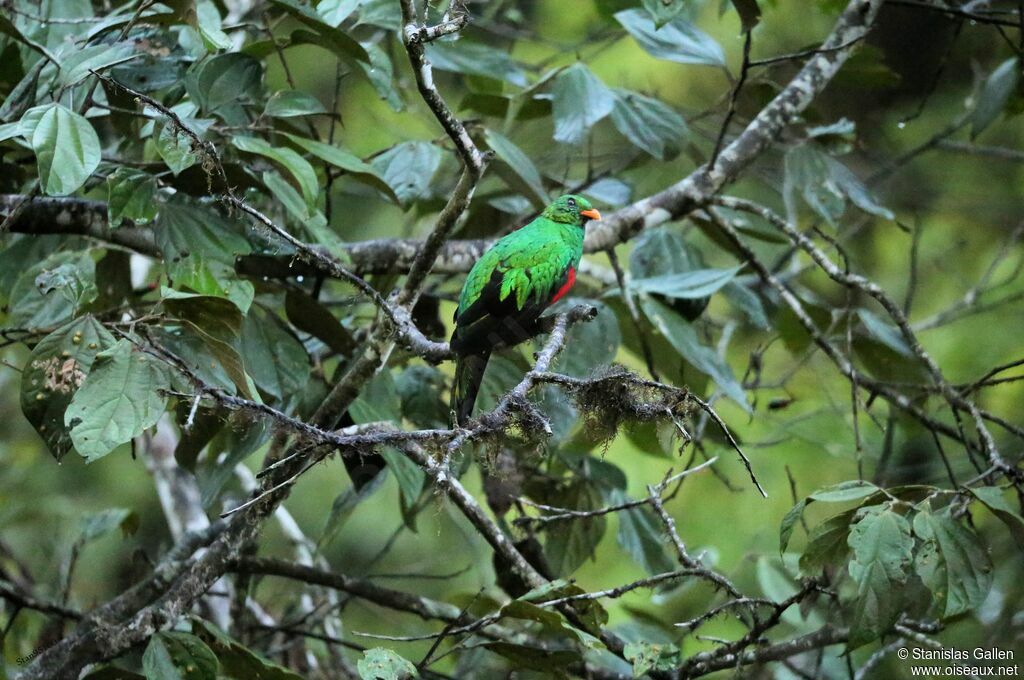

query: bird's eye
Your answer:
[567,198,577,209]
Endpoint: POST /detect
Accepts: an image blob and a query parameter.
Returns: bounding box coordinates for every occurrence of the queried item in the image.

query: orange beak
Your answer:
[580,208,601,221]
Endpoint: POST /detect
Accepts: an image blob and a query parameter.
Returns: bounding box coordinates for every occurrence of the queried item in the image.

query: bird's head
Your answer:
[543,194,601,228]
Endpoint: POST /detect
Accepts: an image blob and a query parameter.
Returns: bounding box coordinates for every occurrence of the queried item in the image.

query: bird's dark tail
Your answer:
[451,351,490,427]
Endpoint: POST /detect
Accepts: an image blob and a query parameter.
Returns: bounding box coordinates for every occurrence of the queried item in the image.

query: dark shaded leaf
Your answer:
[240,306,310,401]
[731,0,761,31]
[913,505,993,618]
[269,0,370,62]
[971,487,1024,550]
[609,488,676,575]
[192,619,304,680]
[143,631,218,680]
[187,53,262,115]
[846,506,913,646]
[285,289,355,356]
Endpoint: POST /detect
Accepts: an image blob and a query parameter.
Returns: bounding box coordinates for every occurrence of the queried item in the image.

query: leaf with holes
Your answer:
[846,506,913,647]
[20,316,116,461]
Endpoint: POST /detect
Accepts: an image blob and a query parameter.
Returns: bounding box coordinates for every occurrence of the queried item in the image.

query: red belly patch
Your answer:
[550,267,576,304]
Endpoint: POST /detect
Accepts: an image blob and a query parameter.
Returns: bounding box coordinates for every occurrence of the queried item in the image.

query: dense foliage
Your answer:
[1,0,1023,679]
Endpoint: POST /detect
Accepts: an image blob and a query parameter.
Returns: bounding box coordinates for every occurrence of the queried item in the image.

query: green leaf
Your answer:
[57,41,137,88]
[857,309,912,357]
[846,506,914,647]
[8,250,96,328]
[611,89,687,159]
[351,370,401,424]
[358,41,404,112]
[553,298,620,378]
[543,479,607,576]
[610,488,676,575]
[143,631,219,680]
[18,104,50,143]
[381,448,426,517]
[730,0,762,31]
[264,90,327,118]
[318,0,362,26]
[107,168,158,225]
[285,289,356,356]
[240,306,310,401]
[195,0,232,51]
[20,316,116,461]
[357,648,417,680]
[234,135,320,210]
[630,266,740,299]
[615,9,725,66]
[283,132,398,202]
[0,13,58,65]
[723,280,769,329]
[30,104,101,196]
[623,641,682,677]
[187,53,263,114]
[629,225,701,279]
[371,141,442,207]
[800,509,856,573]
[269,0,369,62]
[971,487,1024,550]
[640,297,749,410]
[155,198,252,281]
[551,63,615,145]
[192,619,304,680]
[484,129,547,206]
[971,58,1020,138]
[396,366,448,429]
[784,144,893,224]
[79,507,139,542]
[426,42,528,87]
[161,290,254,399]
[913,505,993,618]
[779,499,807,553]
[809,480,880,502]
[65,339,171,462]
[483,643,580,673]
[156,118,214,176]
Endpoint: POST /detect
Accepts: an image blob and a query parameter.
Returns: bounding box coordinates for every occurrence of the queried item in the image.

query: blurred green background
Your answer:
[2,0,1023,677]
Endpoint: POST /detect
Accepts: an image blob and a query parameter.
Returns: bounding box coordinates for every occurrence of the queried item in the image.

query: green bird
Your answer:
[450,194,601,426]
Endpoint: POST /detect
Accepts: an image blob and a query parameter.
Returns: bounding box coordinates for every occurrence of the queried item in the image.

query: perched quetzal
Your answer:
[450,194,601,426]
